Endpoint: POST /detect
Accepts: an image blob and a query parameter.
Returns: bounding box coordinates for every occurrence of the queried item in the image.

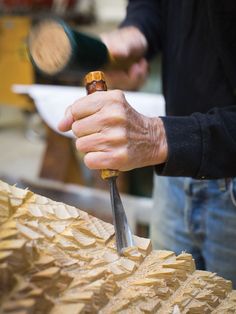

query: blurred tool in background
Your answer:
[28,17,141,77]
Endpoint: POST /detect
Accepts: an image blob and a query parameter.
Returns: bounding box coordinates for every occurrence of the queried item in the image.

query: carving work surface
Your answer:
[0,180,235,314]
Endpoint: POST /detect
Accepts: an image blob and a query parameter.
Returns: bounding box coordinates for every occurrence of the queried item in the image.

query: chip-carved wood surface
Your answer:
[0,180,236,314]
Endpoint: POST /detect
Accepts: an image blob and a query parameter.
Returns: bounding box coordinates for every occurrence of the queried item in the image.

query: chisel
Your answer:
[85,71,134,255]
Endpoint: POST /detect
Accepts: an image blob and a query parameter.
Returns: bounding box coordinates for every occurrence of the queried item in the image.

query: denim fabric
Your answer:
[151,175,236,287]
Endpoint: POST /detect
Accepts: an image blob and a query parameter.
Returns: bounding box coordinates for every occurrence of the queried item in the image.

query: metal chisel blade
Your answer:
[108,176,134,255]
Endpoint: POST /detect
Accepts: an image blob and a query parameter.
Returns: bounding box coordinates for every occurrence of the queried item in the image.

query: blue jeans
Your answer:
[151,176,236,287]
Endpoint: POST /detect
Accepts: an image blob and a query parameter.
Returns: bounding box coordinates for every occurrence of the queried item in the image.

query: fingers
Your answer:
[104,58,148,90]
[84,151,117,170]
[100,30,130,58]
[71,109,126,138]
[100,26,147,59]
[71,115,103,138]
[74,126,129,171]
[70,92,105,120]
[129,58,149,79]
[75,128,127,153]
[83,149,129,171]
[58,91,108,132]
[58,89,134,171]
[71,90,124,121]
[59,90,127,136]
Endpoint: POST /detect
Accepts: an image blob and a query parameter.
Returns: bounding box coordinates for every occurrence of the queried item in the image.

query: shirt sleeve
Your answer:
[120,0,162,59]
[155,105,236,179]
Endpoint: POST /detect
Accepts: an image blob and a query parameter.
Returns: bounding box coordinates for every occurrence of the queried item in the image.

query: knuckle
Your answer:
[84,154,96,169]
[112,89,124,99]
[101,107,126,127]
[112,90,126,107]
[98,111,112,125]
[111,127,127,144]
[72,121,79,136]
[110,149,128,168]
[102,113,120,126]
[76,138,87,153]
[118,127,128,142]
[83,155,91,169]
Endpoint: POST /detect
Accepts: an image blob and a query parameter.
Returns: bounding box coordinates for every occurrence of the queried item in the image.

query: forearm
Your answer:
[157,106,236,179]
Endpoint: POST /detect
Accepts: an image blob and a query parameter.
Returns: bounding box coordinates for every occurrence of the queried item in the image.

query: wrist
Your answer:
[148,117,168,165]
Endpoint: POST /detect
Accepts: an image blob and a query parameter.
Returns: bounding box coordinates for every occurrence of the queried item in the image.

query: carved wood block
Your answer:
[0,180,235,313]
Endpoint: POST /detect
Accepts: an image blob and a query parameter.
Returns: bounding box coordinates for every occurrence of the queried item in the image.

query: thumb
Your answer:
[58,106,74,132]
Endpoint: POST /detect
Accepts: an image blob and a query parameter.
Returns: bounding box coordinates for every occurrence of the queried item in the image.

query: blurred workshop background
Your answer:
[0,0,162,237]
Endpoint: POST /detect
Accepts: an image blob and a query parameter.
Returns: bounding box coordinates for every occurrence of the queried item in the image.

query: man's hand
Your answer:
[103,59,149,91]
[58,90,168,171]
[101,26,149,90]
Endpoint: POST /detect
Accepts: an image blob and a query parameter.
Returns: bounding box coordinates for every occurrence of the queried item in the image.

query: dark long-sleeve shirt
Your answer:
[121,0,236,179]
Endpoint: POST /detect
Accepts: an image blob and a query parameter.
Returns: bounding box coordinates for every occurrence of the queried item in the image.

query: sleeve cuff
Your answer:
[155,115,203,178]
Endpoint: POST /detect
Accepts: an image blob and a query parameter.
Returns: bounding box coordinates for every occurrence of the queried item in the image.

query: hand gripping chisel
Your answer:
[85,71,134,255]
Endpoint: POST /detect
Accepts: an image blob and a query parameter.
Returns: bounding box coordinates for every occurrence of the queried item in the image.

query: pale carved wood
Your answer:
[0,179,236,313]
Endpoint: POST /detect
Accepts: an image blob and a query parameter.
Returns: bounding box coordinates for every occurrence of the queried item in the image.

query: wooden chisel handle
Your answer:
[84,71,119,180]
